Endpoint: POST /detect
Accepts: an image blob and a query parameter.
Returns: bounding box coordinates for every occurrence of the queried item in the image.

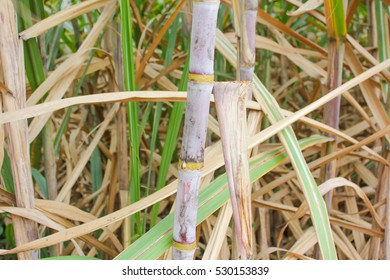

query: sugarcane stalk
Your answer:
[321,39,345,178]
[321,0,347,209]
[172,0,219,260]
[214,81,252,259]
[0,0,39,259]
[239,0,257,85]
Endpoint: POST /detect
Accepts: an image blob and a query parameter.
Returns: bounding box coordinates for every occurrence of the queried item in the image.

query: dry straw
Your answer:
[214,81,252,259]
[0,0,38,259]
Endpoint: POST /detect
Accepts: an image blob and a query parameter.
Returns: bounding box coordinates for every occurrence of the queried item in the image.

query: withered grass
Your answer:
[0,0,389,260]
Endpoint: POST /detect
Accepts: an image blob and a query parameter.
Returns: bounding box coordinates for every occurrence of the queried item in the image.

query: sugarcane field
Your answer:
[1,0,390,262]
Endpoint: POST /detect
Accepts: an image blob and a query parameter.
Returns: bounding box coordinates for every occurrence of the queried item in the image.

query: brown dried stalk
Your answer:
[214,81,252,259]
[321,0,347,209]
[106,17,130,246]
[0,0,39,259]
[320,39,345,201]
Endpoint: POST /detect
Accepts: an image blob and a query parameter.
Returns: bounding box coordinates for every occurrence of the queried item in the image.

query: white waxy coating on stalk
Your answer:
[241,10,257,67]
[240,66,255,82]
[172,170,201,260]
[172,0,220,260]
[189,1,219,75]
[239,0,258,100]
[180,83,213,162]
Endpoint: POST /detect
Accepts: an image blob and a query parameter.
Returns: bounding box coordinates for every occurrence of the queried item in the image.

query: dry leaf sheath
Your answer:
[0,0,39,259]
[214,81,252,259]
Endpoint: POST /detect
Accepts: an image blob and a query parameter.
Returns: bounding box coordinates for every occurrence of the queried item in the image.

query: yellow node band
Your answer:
[188,73,214,83]
[178,159,204,171]
[194,0,219,3]
[172,240,197,251]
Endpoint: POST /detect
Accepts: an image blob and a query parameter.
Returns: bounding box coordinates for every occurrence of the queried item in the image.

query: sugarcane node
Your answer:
[178,159,204,170]
[188,72,214,83]
[328,36,346,43]
[193,0,219,3]
[172,240,197,251]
